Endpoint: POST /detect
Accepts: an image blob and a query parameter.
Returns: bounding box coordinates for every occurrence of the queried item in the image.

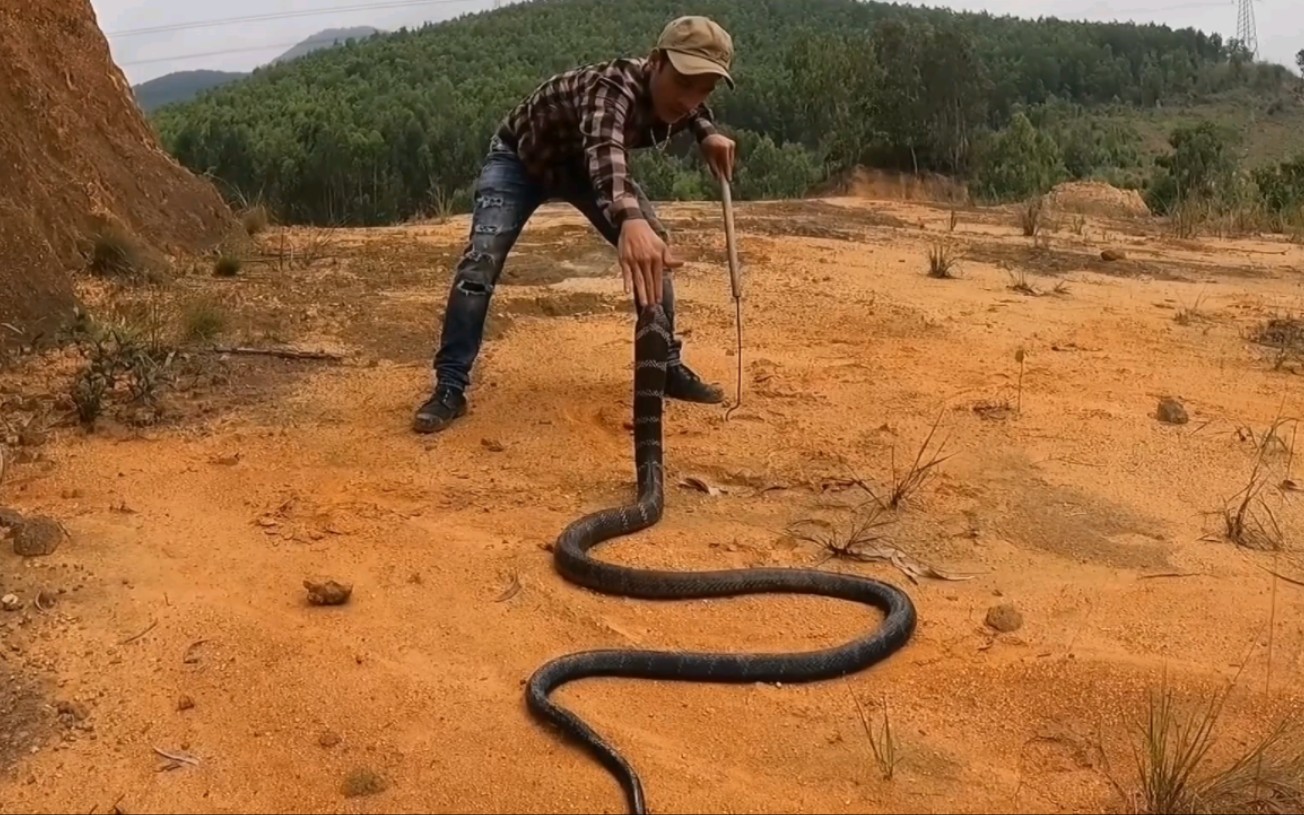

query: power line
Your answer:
[105,0,490,38]
[119,41,311,67]
[106,0,1230,40]
[116,1,1265,70]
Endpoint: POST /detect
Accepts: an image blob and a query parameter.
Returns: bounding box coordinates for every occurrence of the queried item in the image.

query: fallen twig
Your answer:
[119,619,158,645]
[152,746,200,766]
[1253,562,1304,589]
[789,519,977,584]
[202,346,345,362]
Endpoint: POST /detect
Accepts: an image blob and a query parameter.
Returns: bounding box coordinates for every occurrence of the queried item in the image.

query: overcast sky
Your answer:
[92,0,1300,85]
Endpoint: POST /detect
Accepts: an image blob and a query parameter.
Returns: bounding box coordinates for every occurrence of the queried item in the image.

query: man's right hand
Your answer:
[618,218,680,306]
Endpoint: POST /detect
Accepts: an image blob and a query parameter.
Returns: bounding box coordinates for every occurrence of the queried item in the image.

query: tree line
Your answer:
[148,0,1302,226]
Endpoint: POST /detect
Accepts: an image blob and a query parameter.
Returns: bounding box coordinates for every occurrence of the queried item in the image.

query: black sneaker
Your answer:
[412,384,468,433]
[665,364,724,404]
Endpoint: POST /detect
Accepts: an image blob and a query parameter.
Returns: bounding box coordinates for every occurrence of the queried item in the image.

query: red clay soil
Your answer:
[0,0,235,346]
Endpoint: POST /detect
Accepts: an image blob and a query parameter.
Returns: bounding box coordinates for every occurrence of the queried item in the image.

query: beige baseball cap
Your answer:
[656,15,735,89]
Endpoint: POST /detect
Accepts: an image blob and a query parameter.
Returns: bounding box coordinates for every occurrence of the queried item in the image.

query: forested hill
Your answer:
[150,0,1302,225]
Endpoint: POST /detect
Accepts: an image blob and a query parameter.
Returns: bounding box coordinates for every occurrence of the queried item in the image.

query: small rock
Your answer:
[1100,248,1127,262]
[177,695,195,712]
[0,507,23,530]
[129,406,160,426]
[304,579,352,606]
[341,767,386,798]
[13,515,64,557]
[17,427,47,447]
[318,730,341,748]
[56,700,88,721]
[1156,397,1189,425]
[480,438,505,453]
[2,595,21,612]
[985,603,1023,633]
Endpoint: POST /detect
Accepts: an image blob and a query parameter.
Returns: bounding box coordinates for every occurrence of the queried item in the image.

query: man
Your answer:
[413,15,739,434]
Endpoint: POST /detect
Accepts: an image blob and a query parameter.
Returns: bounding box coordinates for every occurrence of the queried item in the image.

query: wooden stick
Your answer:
[721,178,744,421]
[720,179,743,300]
[203,346,345,362]
[119,619,158,645]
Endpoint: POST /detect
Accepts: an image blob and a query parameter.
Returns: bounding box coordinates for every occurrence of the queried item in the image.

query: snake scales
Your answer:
[525,303,919,814]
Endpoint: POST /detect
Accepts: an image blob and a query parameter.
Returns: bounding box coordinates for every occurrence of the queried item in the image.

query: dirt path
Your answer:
[2,197,1303,814]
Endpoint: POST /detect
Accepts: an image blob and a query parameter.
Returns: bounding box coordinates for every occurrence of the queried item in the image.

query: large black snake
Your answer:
[525,303,919,814]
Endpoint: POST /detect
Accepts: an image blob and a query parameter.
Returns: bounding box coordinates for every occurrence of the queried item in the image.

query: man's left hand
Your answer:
[700,134,736,183]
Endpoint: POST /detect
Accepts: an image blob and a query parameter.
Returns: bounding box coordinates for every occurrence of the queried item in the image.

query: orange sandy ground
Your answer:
[2,196,1303,814]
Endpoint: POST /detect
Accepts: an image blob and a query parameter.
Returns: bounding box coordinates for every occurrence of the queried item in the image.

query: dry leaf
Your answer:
[829,543,979,585]
[679,476,724,497]
[495,573,521,602]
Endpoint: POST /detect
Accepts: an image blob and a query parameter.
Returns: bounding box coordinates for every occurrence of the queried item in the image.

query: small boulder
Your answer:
[1100,248,1127,262]
[12,516,64,557]
[1156,397,1189,425]
[304,579,352,607]
[985,604,1023,633]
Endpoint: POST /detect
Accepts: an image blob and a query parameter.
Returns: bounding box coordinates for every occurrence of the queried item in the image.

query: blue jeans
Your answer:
[432,135,684,392]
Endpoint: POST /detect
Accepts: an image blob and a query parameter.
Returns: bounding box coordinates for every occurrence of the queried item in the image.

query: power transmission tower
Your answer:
[1235,0,1258,59]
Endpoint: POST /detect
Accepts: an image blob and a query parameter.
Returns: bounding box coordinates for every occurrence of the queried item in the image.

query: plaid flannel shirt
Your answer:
[496,57,719,228]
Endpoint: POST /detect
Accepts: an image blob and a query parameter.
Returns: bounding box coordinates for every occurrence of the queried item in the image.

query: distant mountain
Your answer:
[130,26,384,112]
[133,69,249,113]
[269,26,382,64]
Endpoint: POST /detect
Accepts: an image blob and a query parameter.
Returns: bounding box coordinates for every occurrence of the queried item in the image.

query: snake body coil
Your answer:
[525,304,918,814]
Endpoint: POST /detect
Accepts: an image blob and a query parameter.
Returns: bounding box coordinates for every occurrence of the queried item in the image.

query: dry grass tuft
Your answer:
[1128,683,1304,814]
[1019,196,1046,237]
[927,241,960,278]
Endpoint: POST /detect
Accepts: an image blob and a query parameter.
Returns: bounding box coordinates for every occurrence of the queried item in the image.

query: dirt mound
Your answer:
[0,1,236,347]
[813,166,970,204]
[1041,180,1152,218]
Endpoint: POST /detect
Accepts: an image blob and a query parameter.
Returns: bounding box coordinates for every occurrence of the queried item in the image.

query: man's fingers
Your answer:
[650,261,663,305]
[637,254,655,306]
[619,256,633,295]
[645,256,661,306]
[632,257,649,307]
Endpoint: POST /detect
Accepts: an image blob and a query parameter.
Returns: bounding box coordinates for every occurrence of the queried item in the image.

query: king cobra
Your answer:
[525,303,918,814]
